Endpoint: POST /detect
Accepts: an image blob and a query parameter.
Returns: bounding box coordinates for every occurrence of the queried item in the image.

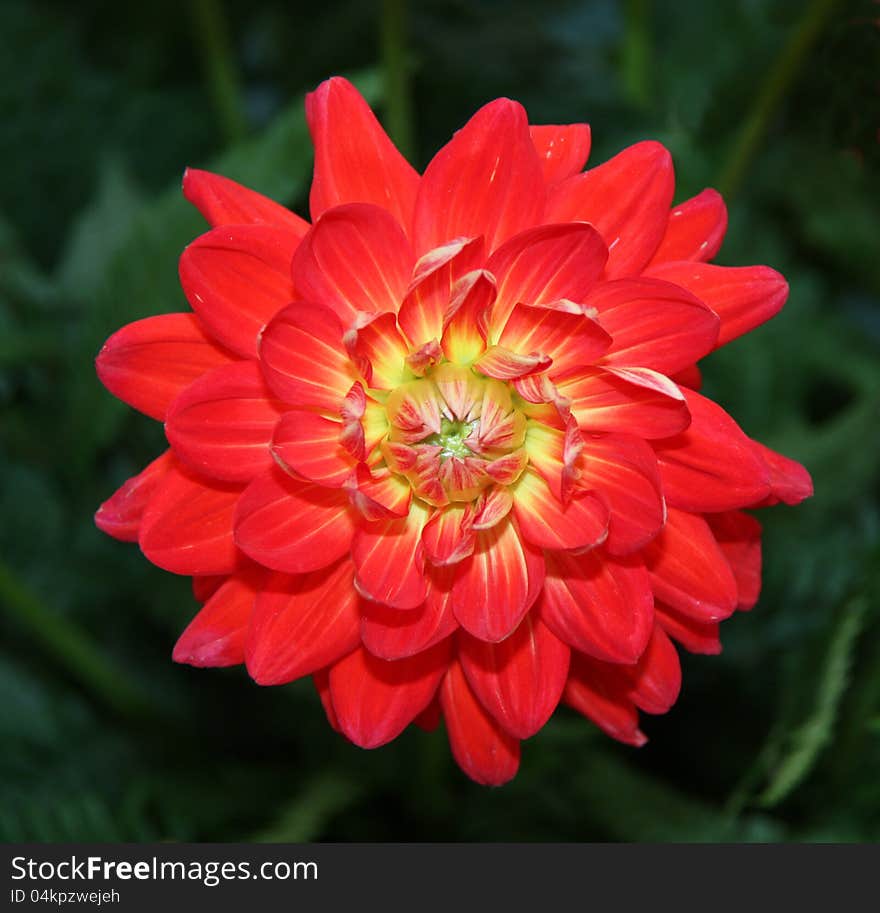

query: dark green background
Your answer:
[2,0,878,841]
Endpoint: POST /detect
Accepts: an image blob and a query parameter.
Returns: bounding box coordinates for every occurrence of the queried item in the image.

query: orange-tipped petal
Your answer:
[346,311,410,390]
[546,140,674,278]
[183,167,310,236]
[440,659,521,786]
[459,614,570,739]
[95,313,236,422]
[306,77,419,229]
[246,559,360,684]
[179,224,300,357]
[165,361,285,482]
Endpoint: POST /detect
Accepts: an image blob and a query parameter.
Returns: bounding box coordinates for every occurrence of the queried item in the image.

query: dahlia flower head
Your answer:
[95,77,812,785]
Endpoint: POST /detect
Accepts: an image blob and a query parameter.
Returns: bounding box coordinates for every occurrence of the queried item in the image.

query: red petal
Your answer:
[511,468,609,551]
[486,222,607,330]
[95,450,174,542]
[272,410,356,487]
[234,467,355,573]
[192,575,226,603]
[625,623,681,714]
[557,365,690,439]
[586,277,719,375]
[644,262,788,348]
[540,550,654,664]
[653,389,771,511]
[347,311,410,390]
[753,441,814,506]
[306,77,419,230]
[421,504,475,566]
[473,345,551,380]
[328,641,451,749]
[645,507,738,622]
[313,668,341,732]
[182,167,310,236]
[459,614,570,739]
[452,518,545,642]
[96,313,235,421]
[246,559,360,684]
[179,224,299,357]
[165,361,285,482]
[497,303,611,373]
[546,140,674,278]
[292,203,414,324]
[530,123,591,183]
[398,237,485,347]
[139,462,242,575]
[413,98,545,256]
[348,465,412,520]
[647,188,727,266]
[578,433,665,555]
[563,655,646,747]
[361,565,459,660]
[440,659,521,786]
[654,602,721,655]
[173,570,261,667]
[258,302,357,412]
[352,503,429,609]
[707,511,762,611]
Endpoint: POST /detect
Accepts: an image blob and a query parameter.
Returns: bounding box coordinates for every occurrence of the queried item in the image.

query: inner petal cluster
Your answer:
[381,364,527,505]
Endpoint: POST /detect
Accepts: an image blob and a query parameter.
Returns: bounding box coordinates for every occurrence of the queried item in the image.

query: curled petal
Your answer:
[179,225,300,357]
[272,410,357,487]
[413,97,545,256]
[459,615,570,739]
[530,123,591,183]
[441,270,496,365]
[96,313,236,421]
[346,311,410,390]
[234,467,355,573]
[440,659,521,786]
[422,504,476,566]
[173,569,262,667]
[95,450,175,542]
[306,76,419,228]
[328,640,451,749]
[486,222,607,330]
[474,345,551,380]
[540,550,654,664]
[546,140,674,278]
[246,559,360,684]
[292,203,414,324]
[347,464,412,520]
[647,188,727,266]
[183,167,310,236]
[165,361,285,482]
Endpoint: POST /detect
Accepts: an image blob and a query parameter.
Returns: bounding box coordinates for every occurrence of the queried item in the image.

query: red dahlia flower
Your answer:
[95,77,812,785]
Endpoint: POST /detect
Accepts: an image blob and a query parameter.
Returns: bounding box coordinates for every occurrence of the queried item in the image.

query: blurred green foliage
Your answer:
[1,0,878,841]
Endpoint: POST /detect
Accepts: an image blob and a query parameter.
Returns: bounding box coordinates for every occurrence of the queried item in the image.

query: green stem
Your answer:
[0,560,157,720]
[190,0,248,144]
[381,0,414,160]
[621,0,652,109]
[717,0,841,198]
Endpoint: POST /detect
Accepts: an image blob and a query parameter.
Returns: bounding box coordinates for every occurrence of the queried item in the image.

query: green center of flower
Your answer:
[379,364,528,506]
